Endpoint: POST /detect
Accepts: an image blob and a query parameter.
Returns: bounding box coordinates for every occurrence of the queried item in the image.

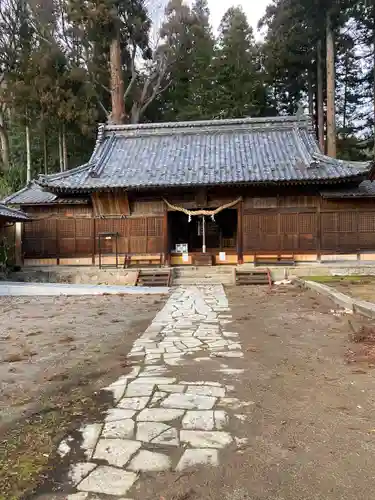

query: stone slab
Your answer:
[69,462,97,485]
[117,397,150,410]
[105,409,136,422]
[176,449,219,470]
[102,419,135,439]
[136,422,170,442]
[77,466,138,496]
[136,408,184,422]
[128,450,171,472]
[180,430,232,448]
[93,439,141,468]
[186,385,226,398]
[161,393,216,410]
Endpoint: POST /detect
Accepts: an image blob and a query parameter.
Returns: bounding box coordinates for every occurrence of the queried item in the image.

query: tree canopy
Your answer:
[0,0,373,196]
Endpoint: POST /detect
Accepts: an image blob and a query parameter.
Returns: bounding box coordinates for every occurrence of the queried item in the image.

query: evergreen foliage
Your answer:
[0,0,374,195]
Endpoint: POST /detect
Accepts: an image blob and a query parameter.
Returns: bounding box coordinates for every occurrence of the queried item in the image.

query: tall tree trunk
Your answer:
[342,50,349,135]
[110,34,125,125]
[317,40,325,152]
[62,123,68,171]
[373,18,375,157]
[43,123,48,175]
[326,11,336,158]
[26,123,31,183]
[58,126,64,172]
[0,112,10,172]
[308,69,314,117]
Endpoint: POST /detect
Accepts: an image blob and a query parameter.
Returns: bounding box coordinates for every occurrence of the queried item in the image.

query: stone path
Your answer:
[59,285,248,499]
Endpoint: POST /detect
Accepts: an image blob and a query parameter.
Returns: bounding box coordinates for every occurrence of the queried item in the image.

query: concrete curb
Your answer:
[296,278,375,319]
[0,281,169,296]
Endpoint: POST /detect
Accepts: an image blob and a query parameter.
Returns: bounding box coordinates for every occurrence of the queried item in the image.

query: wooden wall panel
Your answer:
[92,192,130,216]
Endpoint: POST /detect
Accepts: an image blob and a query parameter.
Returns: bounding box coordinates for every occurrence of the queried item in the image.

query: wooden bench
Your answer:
[124,253,163,268]
[255,254,296,267]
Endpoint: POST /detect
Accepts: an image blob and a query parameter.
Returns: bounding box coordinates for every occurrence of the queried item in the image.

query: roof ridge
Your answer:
[313,152,371,170]
[37,163,91,185]
[89,134,117,178]
[103,115,312,133]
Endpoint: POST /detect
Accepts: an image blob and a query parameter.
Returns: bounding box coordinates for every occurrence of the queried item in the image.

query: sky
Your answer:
[206,0,269,37]
[148,0,270,40]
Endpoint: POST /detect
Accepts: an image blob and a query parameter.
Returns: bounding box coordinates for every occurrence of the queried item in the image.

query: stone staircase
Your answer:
[172,266,235,286]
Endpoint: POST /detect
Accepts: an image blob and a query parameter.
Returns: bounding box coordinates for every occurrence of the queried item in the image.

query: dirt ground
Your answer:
[0,294,165,499]
[132,285,375,500]
[4,285,375,500]
[0,294,165,427]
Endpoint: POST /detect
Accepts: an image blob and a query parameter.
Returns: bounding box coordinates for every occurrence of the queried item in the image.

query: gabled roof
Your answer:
[2,181,89,206]
[37,116,372,193]
[320,180,375,199]
[0,204,29,222]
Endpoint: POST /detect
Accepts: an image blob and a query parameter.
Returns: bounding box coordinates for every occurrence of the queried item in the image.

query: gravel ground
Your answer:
[131,285,375,500]
[0,294,165,427]
[3,285,375,500]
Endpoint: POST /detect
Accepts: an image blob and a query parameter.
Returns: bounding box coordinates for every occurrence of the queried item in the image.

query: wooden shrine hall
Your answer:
[3,115,375,267]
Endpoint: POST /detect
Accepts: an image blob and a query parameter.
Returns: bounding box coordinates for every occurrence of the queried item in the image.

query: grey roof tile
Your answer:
[320,180,375,198]
[0,204,29,221]
[36,116,371,192]
[2,181,89,206]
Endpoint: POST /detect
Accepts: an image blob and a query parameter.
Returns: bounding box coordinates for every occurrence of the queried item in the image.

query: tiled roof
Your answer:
[37,116,372,193]
[0,204,29,221]
[320,180,375,199]
[2,181,89,206]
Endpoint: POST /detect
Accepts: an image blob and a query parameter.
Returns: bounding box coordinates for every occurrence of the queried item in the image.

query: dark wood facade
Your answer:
[19,187,375,265]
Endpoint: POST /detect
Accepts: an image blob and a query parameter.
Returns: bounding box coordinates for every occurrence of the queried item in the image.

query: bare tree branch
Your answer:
[124,42,138,103]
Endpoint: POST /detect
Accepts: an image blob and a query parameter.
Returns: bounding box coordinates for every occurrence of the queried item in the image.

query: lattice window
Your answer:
[129,218,147,237]
[299,214,317,234]
[359,213,375,232]
[280,213,298,233]
[96,219,114,234]
[76,219,93,238]
[338,212,357,232]
[58,220,75,238]
[321,213,337,232]
[258,215,278,234]
[147,217,163,237]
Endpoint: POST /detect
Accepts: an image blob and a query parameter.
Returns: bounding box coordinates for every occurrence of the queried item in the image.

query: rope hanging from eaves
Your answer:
[163,197,242,221]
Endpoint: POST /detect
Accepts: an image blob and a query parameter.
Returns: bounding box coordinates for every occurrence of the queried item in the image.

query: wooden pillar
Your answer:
[202,215,206,253]
[237,200,243,264]
[92,218,96,265]
[15,222,22,267]
[317,197,321,261]
[163,211,169,266]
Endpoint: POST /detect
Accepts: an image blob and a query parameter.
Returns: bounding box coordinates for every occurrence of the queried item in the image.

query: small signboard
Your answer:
[175,243,188,253]
[182,253,189,263]
[219,252,226,261]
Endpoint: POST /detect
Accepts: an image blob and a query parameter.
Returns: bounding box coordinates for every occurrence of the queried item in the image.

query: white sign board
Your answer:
[219,252,226,261]
[182,253,189,262]
[175,243,188,253]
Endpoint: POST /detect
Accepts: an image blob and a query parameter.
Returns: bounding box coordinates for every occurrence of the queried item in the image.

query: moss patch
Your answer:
[0,381,111,500]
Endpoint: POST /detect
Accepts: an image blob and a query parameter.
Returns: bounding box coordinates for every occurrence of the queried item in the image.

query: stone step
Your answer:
[173,278,234,286]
